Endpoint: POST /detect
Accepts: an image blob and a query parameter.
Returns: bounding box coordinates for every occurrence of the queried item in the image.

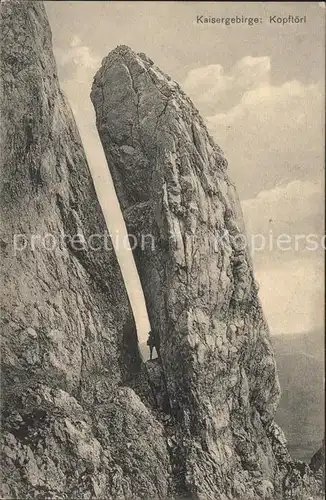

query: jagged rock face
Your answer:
[310,440,325,490]
[91,46,285,499]
[2,385,171,500]
[0,0,140,409]
[0,3,170,498]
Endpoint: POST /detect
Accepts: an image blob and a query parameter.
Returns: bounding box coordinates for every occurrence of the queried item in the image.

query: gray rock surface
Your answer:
[0,3,170,498]
[2,384,171,500]
[0,2,323,498]
[310,440,325,490]
[91,45,322,499]
[0,0,140,412]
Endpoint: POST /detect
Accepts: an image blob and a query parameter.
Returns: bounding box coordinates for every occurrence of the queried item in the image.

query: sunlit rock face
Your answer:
[0,3,170,498]
[0,0,140,411]
[92,45,290,499]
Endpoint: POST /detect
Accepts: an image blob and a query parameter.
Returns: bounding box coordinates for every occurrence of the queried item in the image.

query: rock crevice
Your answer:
[0,3,170,499]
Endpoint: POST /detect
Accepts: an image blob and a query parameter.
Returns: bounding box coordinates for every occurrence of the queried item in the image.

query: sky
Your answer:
[45,1,325,341]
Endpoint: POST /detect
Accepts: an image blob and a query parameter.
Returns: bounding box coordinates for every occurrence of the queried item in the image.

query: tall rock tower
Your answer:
[92,46,290,499]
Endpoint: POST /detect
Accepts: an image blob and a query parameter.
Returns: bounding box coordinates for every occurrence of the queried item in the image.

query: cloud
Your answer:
[232,56,270,88]
[241,180,324,336]
[56,34,100,72]
[183,56,270,114]
[241,179,324,239]
[256,258,324,335]
[54,35,101,117]
[183,58,325,199]
[70,35,82,47]
[207,79,324,198]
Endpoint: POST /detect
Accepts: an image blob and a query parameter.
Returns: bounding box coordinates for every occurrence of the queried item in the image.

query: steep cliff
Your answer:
[1,2,322,498]
[91,46,322,499]
[0,3,170,498]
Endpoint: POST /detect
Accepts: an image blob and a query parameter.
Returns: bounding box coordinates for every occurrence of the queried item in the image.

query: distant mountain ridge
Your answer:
[272,329,324,461]
[140,328,324,462]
